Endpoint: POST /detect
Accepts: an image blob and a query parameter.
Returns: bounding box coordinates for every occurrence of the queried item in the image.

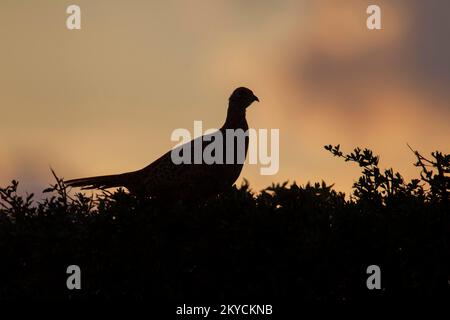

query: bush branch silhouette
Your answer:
[0,145,448,300]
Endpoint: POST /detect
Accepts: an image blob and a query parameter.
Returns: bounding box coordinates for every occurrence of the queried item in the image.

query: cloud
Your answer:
[287,0,450,110]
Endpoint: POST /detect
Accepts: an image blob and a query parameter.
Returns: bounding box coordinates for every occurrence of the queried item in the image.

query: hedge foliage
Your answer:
[0,145,449,300]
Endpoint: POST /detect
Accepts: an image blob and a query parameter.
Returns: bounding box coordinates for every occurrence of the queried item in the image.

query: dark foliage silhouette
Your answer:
[0,146,448,301]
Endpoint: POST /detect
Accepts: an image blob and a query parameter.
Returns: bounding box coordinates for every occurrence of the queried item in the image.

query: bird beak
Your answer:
[253,95,259,102]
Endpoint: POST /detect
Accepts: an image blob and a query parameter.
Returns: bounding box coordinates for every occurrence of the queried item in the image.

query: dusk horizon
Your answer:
[0,0,449,311]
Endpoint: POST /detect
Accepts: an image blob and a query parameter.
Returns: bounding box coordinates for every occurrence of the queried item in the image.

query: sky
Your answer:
[0,0,449,198]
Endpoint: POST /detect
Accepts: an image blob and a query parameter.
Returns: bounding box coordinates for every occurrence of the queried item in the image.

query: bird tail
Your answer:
[65,173,129,190]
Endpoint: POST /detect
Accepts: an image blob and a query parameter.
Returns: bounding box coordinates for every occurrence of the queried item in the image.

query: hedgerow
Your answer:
[0,145,448,300]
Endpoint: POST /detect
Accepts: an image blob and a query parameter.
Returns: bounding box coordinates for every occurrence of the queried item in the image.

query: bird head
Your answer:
[229,87,259,110]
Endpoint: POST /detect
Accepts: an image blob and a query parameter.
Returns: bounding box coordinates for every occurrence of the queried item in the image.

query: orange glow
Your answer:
[0,0,448,198]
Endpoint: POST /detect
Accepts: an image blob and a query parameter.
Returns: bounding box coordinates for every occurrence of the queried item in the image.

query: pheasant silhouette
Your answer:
[65,87,259,200]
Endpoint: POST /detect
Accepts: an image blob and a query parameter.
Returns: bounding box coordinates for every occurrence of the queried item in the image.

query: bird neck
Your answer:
[223,106,247,130]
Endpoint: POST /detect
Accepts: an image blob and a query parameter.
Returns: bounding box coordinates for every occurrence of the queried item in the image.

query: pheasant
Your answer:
[65,87,259,201]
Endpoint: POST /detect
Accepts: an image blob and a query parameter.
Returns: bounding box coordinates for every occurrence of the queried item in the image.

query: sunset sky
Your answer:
[0,0,449,198]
